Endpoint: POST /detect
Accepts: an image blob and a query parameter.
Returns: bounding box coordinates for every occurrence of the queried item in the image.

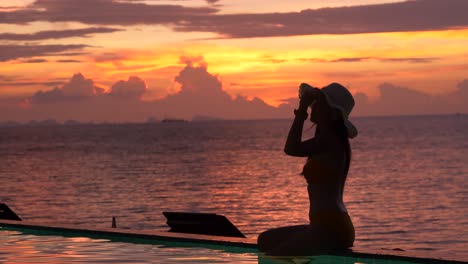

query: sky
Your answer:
[0,0,467,122]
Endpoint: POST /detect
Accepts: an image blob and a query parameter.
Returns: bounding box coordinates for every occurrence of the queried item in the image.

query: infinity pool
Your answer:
[0,229,258,263]
[0,227,447,264]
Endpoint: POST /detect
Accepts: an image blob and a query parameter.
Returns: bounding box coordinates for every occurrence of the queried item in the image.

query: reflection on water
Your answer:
[0,229,424,264]
[0,229,258,263]
[0,116,467,261]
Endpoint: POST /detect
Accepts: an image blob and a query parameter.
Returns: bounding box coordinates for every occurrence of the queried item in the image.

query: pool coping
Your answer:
[0,219,466,264]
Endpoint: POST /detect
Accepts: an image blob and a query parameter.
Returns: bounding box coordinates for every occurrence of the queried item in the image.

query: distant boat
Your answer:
[161,119,189,123]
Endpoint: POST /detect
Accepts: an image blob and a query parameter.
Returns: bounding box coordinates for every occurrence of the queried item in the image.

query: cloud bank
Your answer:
[0,59,466,123]
[1,59,286,122]
[1,0,467,38]
[109,76,147,98]
[0,27,122,41]
[352,81,468,116]
[175,0,468,38]
[0,44,88,62]
[0,0,217,25]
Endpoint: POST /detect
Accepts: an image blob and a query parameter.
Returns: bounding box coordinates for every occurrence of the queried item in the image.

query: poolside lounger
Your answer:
[163,211,246,238]
[0,203,22,221]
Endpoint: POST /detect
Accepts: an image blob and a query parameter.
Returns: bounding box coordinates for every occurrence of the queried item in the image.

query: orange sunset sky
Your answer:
[1,0,467,122]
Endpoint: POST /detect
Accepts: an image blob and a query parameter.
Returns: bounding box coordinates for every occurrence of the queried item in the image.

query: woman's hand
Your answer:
[298,83,320,110]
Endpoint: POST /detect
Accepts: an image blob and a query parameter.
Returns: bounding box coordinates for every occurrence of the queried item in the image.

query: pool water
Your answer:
[0,228,430,264]
[0,229,257,263]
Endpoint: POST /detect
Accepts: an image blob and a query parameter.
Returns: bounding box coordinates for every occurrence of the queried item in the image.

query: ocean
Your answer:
[0,115,467,261]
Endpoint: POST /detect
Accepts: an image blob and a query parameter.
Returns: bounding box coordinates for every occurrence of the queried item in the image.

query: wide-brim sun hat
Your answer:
[320,83,358,138]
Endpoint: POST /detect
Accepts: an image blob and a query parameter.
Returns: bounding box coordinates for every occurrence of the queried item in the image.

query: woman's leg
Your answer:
[265,218,355,256]
[257,225,309,252]
[266,225,333,256]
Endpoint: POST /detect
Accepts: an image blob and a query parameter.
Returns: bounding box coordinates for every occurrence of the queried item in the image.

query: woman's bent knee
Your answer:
[257,225,309,252]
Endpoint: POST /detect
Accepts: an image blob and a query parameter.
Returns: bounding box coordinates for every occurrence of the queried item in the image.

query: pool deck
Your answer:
[0,219,466,264]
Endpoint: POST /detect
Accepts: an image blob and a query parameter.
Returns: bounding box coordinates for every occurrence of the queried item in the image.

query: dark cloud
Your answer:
[61,73,97,97]
[378,57,437,64]
[261,56,287,64]
[173,0,468,38]
[332,57,437,63]
[0,27,122,41]
[174,60,225,98]
[0,76,12,82]
[0,0,217,25]
[1,81,63,87]
[159,59,282,119]
[3,59,285,121]
[2,61,466,122]
[374,83,433,115]
[446,79,468,109]
[29,73,100,103]
[0,44,88,62]
[56,59,82,63]
[456,79,468,93]
[298,56,437,64]
[29,88,67,104]
[1,0,466,38]
[282,81,468,117]
[18,58,49,63]
[93,52,128,62]
[0,75,67,87]
[353,82,468,116]
[109,76,147,98]
[51,52,88,57]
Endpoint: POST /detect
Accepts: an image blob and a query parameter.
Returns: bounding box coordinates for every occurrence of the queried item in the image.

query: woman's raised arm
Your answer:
[284,84,325,157]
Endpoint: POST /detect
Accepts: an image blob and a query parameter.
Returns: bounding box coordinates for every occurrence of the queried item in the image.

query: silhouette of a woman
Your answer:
[258,82,358,256]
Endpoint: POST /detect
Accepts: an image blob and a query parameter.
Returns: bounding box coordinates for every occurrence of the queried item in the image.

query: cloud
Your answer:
[173,0,468,38]
[333,57,437,64]
[445,79,468,110]
[174,59,225,98]
[2,0,466,38]
[0,44,88,62]
[456,79,468,92]
[56,59,82,63]
[281,81,468,117]
[0,0,218,25]
[109,76,147,98]
[0,27,122,41]
[93,52,128,62]
[18,58,49,63]
[1,81,63,87]
[2,61,467,122]
[376,57,437,64]
[147,59,287,119]
[373,83,433,114]
[29,88,67,104]
[29,73,100,103]
[298,57,438,64]
[0,75,14,82]
[0,74,68,87]
[352,82,468,116]
[3,59,285,122]
[61,73,98,97]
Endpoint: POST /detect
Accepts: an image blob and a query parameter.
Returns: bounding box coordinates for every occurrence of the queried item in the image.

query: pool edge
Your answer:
[0,219,466,264]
